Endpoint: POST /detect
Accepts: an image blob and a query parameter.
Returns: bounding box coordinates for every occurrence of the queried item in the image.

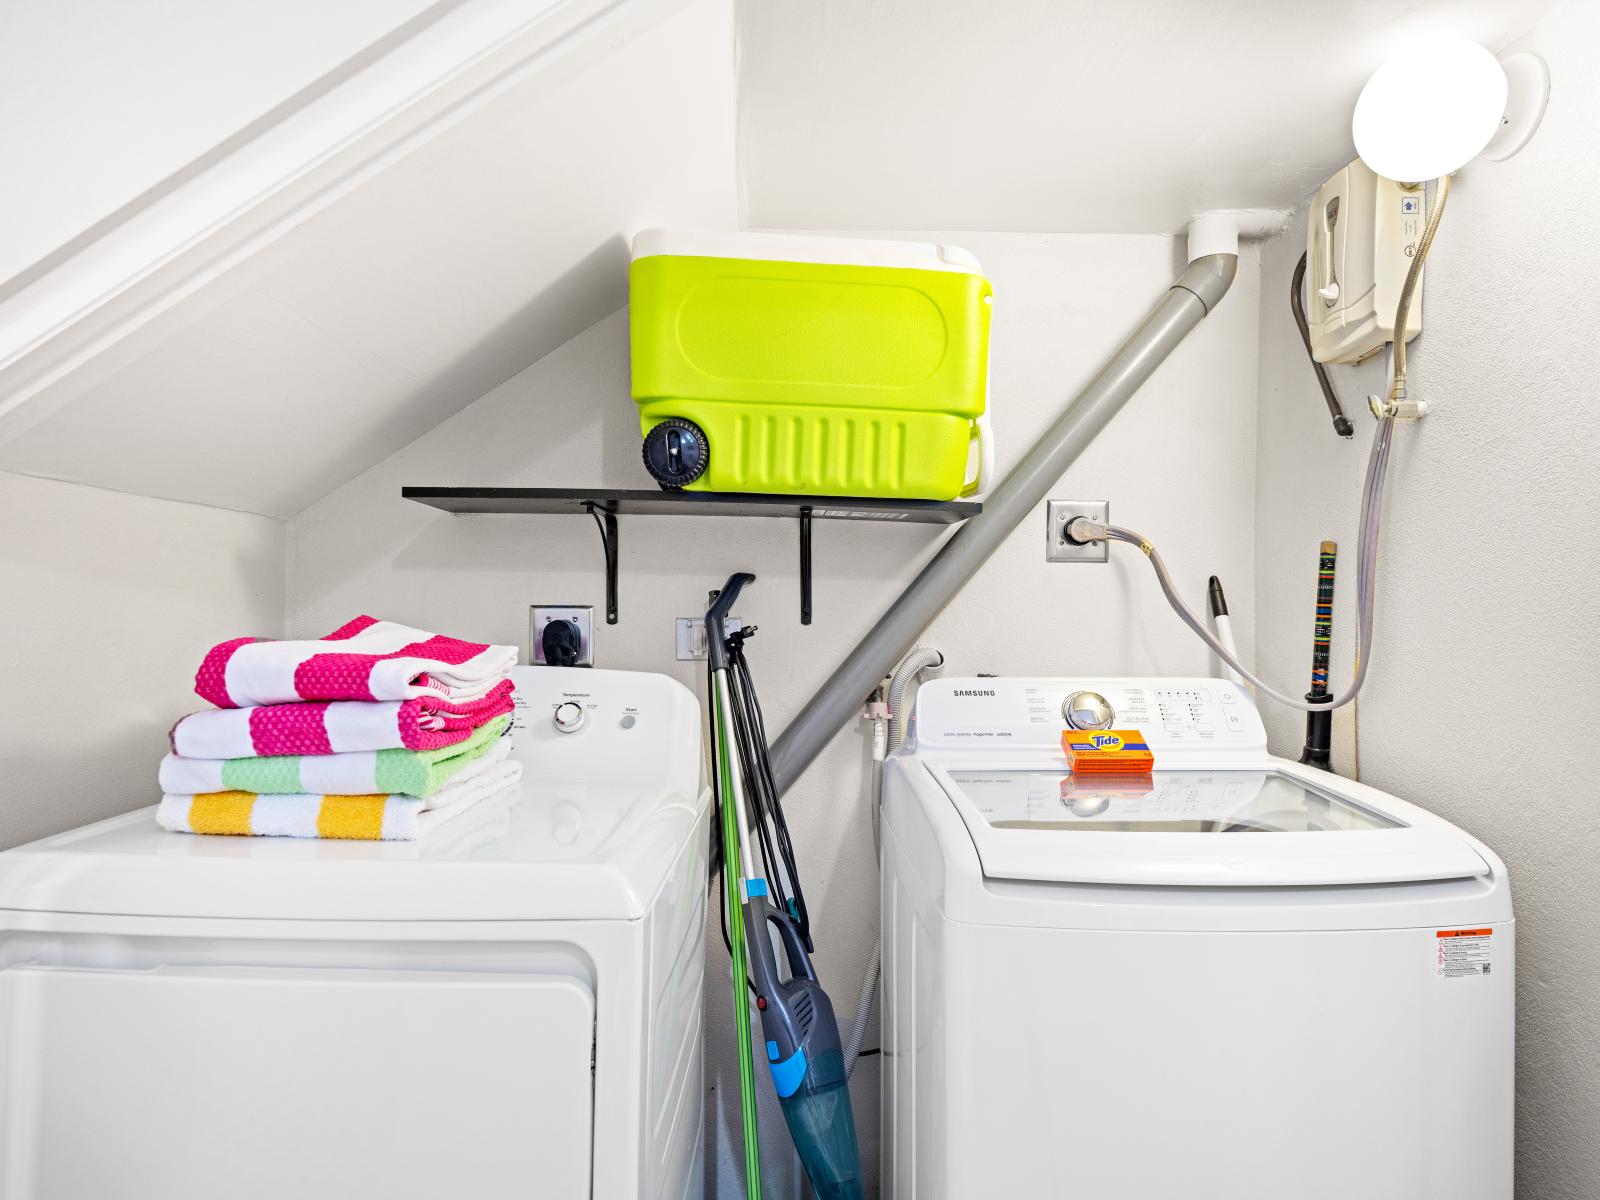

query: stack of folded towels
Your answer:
[158,616,522,841]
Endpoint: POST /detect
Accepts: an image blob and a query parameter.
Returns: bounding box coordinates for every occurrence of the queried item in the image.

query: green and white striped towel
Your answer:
[158,716,512,797]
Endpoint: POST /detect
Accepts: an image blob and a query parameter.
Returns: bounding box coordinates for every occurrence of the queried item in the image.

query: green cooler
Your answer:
[629,230,993,499]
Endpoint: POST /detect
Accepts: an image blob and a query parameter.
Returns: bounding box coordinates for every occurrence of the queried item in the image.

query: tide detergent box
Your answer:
[1061,729,1155,774]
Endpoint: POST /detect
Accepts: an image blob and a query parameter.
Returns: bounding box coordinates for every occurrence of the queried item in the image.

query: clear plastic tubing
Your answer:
[1075,415,1387,713]
[1074,175,1453,713]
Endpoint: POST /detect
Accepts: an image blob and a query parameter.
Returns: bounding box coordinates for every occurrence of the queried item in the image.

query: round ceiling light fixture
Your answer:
[1352,38,1547,182]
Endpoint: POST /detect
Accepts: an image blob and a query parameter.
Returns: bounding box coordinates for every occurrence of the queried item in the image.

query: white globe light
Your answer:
[1352,38,1508,182]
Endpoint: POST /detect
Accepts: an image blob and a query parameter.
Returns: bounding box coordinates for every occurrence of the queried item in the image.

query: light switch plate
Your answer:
[676,615,743,661]
[530,605,594,666]
[1045,500,1109,563]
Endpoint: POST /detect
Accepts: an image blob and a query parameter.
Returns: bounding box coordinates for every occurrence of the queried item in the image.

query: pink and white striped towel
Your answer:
[195,616,517,709]
[170,679,515,758]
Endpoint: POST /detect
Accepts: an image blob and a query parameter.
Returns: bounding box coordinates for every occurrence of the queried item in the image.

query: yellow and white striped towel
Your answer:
[156,742,521,841]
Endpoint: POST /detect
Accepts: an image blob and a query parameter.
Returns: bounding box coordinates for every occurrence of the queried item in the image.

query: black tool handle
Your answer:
[1207,575,1229,618]
[1301,706,1333,770]
[761,905,819,984]
[707,573,755,671]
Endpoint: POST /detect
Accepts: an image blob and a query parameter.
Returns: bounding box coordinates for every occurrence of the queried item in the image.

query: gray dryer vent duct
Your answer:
[770,245,1239,792]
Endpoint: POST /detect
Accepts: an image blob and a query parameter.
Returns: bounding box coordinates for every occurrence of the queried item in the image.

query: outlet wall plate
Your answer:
[530,605,594,666]
[1045,500,1109,563]
[676,615,743,660]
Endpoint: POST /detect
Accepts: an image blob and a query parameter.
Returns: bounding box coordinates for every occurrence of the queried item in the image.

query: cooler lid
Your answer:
[0,667,706,922]
[933,765,1491,888]
[631,227,983,274]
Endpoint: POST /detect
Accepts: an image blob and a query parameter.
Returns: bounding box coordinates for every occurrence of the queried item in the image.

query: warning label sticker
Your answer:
[1436,928,1494,979]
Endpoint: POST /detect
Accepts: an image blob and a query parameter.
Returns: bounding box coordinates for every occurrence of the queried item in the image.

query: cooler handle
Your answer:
[961,409,994,498]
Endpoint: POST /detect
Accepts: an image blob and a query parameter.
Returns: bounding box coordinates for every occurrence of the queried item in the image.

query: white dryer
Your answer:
[0,666,707,1200]
[881,677,1512,1200]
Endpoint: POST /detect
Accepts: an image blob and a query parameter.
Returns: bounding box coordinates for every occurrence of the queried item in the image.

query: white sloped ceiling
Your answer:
[0,0,735,518]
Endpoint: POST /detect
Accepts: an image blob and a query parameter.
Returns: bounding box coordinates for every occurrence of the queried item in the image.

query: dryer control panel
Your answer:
[910,677,1268,760]
[507,665,702,798]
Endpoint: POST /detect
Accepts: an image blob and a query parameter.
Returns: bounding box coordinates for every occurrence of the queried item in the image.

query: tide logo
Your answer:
[1090,733,1124,750]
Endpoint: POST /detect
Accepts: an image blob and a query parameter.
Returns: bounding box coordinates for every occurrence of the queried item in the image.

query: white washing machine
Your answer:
[881,677,1512,1200]
[0,666,707,1200]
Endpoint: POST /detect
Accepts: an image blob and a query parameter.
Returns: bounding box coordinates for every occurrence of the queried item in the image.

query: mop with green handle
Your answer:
[709,575,763,1199]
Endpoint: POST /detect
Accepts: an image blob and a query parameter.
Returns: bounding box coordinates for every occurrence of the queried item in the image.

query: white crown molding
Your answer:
[0,0,689,444]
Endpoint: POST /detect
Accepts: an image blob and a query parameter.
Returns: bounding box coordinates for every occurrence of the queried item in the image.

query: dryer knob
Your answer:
[552,701,586,733]
[1062,690,1115,730]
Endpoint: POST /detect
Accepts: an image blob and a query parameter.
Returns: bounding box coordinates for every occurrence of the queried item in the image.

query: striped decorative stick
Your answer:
[1300,540,1337,771]
[1310,540,1337,699]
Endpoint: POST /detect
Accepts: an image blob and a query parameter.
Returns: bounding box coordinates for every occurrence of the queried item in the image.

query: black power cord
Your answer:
[709,621,815,998]
[1291,252,1356,438]
[725,626,812,950]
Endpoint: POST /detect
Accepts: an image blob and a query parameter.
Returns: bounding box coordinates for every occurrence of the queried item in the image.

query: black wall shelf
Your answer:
[402,487,980,625]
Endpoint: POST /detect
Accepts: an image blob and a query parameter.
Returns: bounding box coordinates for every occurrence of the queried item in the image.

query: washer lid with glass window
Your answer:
[910,677,1492,888]
[930,767,1491,887]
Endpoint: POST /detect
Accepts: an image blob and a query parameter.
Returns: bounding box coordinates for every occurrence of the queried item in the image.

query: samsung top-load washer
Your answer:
[881,677,1512,1200]
[0,666,707,1200]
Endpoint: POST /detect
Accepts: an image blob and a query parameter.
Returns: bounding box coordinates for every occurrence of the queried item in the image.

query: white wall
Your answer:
[735,0,1559,234]
[1253,5,1600,1195]
[0,472,283,849]
[0,0,435,284]
[285,230,1261,1196]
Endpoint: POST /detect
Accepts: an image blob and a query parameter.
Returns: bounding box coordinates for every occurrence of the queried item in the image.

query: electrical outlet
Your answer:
[676,615,743,660]
[530,605,594,666]
[1045,500,1109,563]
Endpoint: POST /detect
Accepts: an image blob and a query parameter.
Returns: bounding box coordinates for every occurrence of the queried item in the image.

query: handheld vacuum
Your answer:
[706,573,864,1200]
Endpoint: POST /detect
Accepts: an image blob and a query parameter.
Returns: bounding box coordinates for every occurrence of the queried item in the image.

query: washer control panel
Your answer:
[912,677,1268,758]
[1062,690,1116,729]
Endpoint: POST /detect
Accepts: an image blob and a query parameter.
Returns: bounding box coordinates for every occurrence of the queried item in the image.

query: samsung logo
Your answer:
[953,689,996,697]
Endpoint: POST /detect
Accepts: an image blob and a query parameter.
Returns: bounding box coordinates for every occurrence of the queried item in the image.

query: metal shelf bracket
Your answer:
[799,507,813,625]
[585,503,619,625]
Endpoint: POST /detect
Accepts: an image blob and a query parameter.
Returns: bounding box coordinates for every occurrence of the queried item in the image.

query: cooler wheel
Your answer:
[642,418,709,489]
